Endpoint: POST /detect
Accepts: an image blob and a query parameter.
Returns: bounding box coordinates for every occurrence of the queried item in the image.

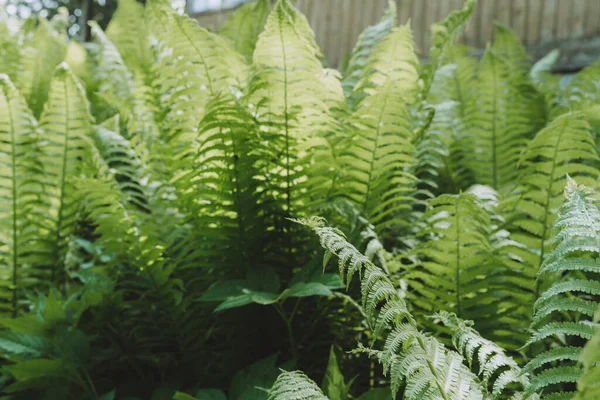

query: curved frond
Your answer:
[351,22,419,107]
[268,371,328,400]
[37,63,93,282]
[105,0,154,73]
[404,193,512,343]
[434,311,528,397]
[297,217,485,400]
[459,49,544,190]
[89,20,135,118]
[333,83,417,232]
[500,113,599,303]
[421,0,476,96]
[342,0,396,106]
[219,0,270,62]
[248,0,343,220]
[525,179,600,399]
[17,18,67,118]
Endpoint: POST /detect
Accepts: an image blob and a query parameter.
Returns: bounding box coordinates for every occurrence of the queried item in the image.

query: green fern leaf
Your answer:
[219,0,270,62]
[351,23,419,107]
[0,75,42,315]
[525,179,600,399]
[421,0,476,96]
[268,371,328,400]
[38,63,93,282]
[297,217,485,400]
[105,0,154,73]
[17,18,67,118]
[342,0,396,106]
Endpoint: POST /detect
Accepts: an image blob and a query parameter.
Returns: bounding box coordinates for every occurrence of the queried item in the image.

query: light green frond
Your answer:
[333,83,417,232]
[500,114,599,292]
[492,24,531,77]
[92,124,149,211]
[0,75,43,316]
[0,23,21,84]
[525,180,600,399]
[405,193,510,342]
[342,0,396,105]
[564,58,600,110]
[459,48,544,190]
[530,50,560,96]
[574,310,600,400]
[89,20,135,117]
[268,371,328,400]
[149,0,247,152]
[421,0,476,96]
[248,0,343,219]
[37,63,93,282]
[17,17,67,118]
[219,0,270,62]
[170,94,262,271]
[106,0,154,73]
[352,23,419,107]
[296,217,485,400]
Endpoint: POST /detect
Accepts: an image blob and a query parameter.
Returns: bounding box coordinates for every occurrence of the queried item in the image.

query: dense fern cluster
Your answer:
[0,0,599,399]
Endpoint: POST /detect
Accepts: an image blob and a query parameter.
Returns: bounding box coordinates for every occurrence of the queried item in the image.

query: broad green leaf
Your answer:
[322,347,350,400]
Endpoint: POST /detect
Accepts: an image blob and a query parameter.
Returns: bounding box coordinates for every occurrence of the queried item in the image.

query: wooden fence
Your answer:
[194,0,600,69]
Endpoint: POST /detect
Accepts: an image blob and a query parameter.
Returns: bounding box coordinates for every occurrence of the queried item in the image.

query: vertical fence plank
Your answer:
[193,0,600,67]
[555,0,571,38]
[541,0,556,42]
[585,0,600,36]
[527,0,544,44]
[571,0,586,38]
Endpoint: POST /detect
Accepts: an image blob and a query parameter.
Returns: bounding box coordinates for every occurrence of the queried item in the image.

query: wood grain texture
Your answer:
[193,0,600,68]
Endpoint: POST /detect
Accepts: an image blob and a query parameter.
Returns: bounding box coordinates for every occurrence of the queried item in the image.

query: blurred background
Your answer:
[2,0,599,71]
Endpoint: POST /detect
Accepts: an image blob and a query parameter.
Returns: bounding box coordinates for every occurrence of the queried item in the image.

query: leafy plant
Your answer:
[0,0,600,399]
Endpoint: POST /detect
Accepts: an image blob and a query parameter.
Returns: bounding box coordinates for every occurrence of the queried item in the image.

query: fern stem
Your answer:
[278,15,293,255]
[490,58,498,190]
[455,197,461,317]
[274,303,298,360]
[535,119,566,300]
[362,87,389,215]
[52,78,71,284]
[7,92,18,317]
[415,335,451,400]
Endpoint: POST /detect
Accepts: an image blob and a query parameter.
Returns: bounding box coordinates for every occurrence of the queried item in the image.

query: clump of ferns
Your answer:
[297,216,506,400]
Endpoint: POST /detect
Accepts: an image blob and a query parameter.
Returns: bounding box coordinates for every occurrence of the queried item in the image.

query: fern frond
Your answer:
[248,0,343,222]
[500,114,599,301]
[297,217,485,400]
[0,75,43,315]
[219,0,270,62]
[105,0,154,73]
[89,20,134,118]
[37,63,93,283]
[574,309,600,400]
[0,23,21,84]
[525,179,600,399]
[459,48,543,190]
[342,0,396,106]
[421,0,476,96]
[405,193,510,342]
[491,24,531,77]
[170,94,263,272]
[268,371,328,400]
[351,23,419,107]
[17,17,67,118]
[564,58,600,111]
[333,83,417,232]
